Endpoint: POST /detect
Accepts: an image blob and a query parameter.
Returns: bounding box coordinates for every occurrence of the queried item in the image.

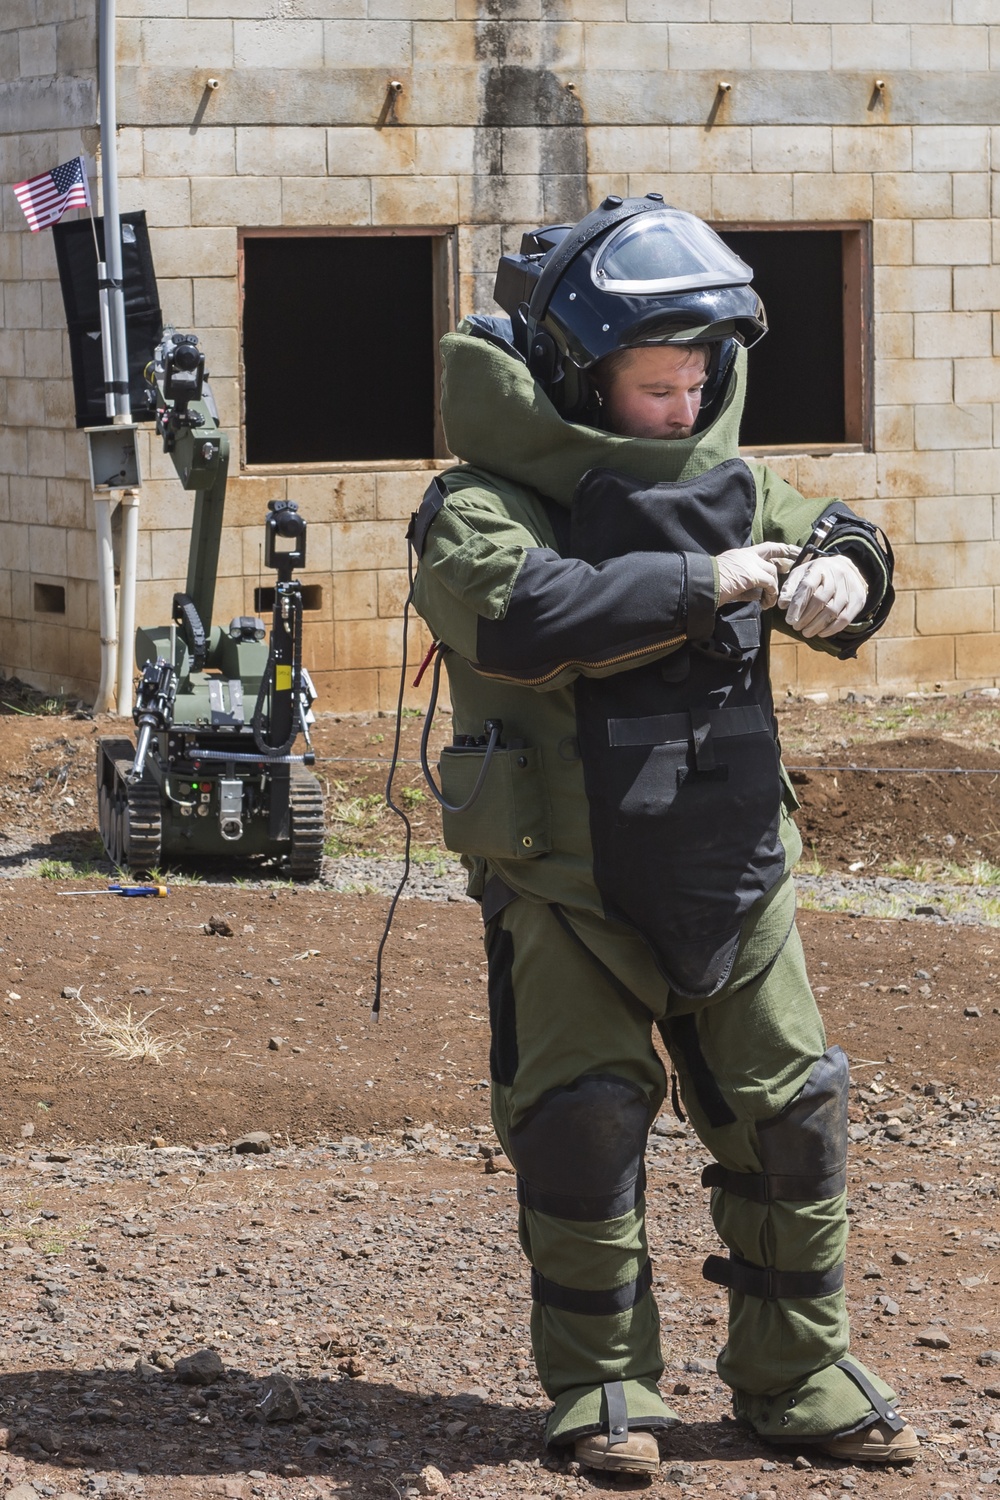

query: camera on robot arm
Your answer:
[148,331,221,453]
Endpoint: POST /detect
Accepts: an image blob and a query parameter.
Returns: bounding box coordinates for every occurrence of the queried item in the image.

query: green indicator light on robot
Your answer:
[191,782,199,790]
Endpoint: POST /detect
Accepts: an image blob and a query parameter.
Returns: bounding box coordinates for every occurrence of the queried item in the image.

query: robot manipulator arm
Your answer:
[149,332,222,457]
[130,656,178,783]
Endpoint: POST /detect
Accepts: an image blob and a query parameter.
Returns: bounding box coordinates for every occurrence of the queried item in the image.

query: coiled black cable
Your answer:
[373,540,504,1018]
[419,645,501,814]
[372,549,417,1021]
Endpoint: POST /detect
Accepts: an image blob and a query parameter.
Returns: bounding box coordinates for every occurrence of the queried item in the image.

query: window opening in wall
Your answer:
[254,584,323,613]
[716,225,870,452]
[34,582,66,615]
[242,232,451,466]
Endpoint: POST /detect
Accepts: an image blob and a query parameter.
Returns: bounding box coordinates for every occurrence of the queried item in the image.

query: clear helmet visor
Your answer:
[592,208,753,296]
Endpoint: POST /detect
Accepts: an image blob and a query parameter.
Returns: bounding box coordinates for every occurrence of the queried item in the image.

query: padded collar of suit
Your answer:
[440,324,747,508]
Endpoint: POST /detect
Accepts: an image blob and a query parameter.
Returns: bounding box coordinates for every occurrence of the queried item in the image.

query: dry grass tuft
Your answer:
[76,998,185,1065]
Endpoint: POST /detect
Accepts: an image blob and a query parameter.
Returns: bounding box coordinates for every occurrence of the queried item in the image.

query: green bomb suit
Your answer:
[412,322,899,1451]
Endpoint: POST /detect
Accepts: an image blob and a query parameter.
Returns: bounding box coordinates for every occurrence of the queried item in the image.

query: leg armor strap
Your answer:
[532,1259,653,1316]
[835,1357,906,1433]
[518,1163,647,1221]
[603,1380,628,1447]
[703,1253,844,1301]
[701,1160,845,1203]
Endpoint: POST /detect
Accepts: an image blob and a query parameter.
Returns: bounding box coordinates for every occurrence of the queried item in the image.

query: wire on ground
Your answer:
[314,755,1000,776]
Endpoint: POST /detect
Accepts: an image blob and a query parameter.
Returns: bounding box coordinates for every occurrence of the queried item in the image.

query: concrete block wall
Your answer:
[0,0,101,698]
[2,2,999,708]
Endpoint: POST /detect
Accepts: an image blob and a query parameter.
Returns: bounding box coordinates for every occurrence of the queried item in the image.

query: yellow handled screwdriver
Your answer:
[58,884,170,897]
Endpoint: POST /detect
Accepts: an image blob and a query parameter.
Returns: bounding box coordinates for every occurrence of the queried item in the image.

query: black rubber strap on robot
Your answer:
[251,585,304,758]
[660,1015,737,1129]
[517,1161,647,1222]
[702,1254,844,1301]
[531,1259,653,1316]
[603,1381,629,1447]
[834,1358,906,1433]
[701,1160,847,1204]
[172,592,207,673]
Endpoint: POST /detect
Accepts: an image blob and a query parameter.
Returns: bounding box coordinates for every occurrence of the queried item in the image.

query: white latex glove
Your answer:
[778,553,868,638]
[715,542,801,609]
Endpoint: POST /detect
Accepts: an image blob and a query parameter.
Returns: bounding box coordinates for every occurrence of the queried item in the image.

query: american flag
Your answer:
[12,155,90,232]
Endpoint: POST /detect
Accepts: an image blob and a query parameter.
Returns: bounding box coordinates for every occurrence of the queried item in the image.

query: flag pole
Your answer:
[98,0,130,425]
[83,159,116,423]
[98,0,140,716]
[84,163,101,262]
[84,151,120,714]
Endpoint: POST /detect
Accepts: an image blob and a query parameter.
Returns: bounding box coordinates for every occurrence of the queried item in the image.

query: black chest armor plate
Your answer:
[567,459,785,999]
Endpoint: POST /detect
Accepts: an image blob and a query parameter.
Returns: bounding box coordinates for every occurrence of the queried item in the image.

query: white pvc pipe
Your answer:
[96,262,115,420]
[93,495,118,713]
[116,488,140,714]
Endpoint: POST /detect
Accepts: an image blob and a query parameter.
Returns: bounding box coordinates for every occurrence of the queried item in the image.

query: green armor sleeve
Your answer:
[750,463,894,659]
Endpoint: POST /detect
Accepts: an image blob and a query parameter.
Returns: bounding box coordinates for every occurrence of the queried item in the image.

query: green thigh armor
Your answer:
[485,883,900,1448]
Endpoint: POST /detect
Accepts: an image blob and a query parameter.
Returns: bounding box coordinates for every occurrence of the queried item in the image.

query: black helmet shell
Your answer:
[530,198,767,371]
[493,194,767,422]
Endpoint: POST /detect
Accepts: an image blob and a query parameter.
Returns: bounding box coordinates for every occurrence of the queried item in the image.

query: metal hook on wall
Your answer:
[705,79,733,132]
[190,76,221,135]
[868,78,886,111]
[375,79,403,131]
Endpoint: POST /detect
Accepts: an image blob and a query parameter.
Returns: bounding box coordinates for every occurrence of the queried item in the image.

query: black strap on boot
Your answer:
[835,1357,906,1433]
[603,1380,628,1447]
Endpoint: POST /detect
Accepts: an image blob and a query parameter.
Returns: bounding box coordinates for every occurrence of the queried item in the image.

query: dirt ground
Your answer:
[1,688,999,880]
[0,686,999,1500]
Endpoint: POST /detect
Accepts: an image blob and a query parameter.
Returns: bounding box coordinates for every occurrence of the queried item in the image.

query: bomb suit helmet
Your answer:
[493,193,768,425]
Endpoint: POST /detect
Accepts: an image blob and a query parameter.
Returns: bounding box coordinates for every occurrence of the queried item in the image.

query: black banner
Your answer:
[52,210,163,428]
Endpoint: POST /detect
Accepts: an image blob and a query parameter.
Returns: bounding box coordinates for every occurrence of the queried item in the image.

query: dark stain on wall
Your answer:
[472,0,588,238]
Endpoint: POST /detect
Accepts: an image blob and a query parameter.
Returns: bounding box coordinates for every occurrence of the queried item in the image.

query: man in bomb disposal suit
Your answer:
[410,196,918,1476]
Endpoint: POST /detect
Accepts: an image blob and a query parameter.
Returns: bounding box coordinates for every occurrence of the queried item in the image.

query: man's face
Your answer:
[595,345,709,441]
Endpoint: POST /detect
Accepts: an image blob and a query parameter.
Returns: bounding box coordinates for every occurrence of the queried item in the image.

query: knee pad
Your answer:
[703,1045,849,1206]
[756,1043,849,1198]
[508,1073,651,1222]
[701,1046,850,1301]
